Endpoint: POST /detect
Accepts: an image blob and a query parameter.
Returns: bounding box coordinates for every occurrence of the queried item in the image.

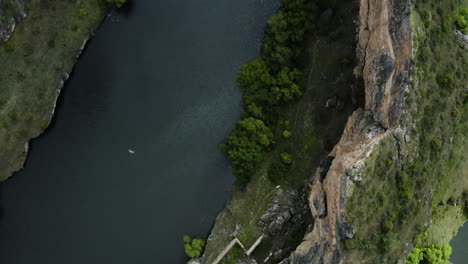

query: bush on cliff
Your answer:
[183,236,206,259]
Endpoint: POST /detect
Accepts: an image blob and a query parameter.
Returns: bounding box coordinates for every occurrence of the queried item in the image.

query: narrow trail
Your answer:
[210,235,264,264]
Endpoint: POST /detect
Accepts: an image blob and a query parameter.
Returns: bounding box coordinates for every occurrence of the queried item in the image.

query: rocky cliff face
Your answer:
[0,0,29,43]
[284,0,414,262]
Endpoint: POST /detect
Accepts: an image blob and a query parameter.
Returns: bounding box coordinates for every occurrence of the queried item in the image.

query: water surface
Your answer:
[0,1,279,263]
[451,223,467,263]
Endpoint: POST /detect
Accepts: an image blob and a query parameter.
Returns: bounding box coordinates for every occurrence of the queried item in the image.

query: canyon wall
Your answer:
[285,0,414,262]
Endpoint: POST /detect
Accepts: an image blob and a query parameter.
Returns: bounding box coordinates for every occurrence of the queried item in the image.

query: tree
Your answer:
[221,117,274,183]
[237,59,276,108]
[281,152,293,164]
[282,130,291,138]
[262,0,318,67]
[406,244,452,264]
[183,236,206,259]
[236,59,302,112]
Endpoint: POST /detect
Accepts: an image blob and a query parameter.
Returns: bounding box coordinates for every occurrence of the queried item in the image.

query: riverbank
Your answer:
[0,0,107,181]
[0,1,286,263]
[201,0,358,262]
[201,0,468,263]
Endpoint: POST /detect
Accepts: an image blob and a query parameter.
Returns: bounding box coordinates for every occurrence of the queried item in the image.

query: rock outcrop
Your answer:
[285,0,413,262]
[0,0,29,43]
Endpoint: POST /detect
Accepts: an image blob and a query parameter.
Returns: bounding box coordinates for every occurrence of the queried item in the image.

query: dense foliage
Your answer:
[222,0,318,185]
[237,59,302,116]
[221,118,274,184]
[454,8,468,34]
[183,235,206,259]
[406,244,452,264]
[262,0,318,68]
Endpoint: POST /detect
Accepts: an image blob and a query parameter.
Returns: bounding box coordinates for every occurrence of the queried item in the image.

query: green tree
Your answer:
[454,8,468,34]
[281,152,293,164]
[221,117,274,183]
[236,59,302,111]
[262,0,318,67]
[237,59,276,107]
[183,236,206,259]
[406,244,452,264]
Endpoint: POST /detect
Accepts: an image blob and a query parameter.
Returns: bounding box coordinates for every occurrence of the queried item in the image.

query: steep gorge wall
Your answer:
[284,0,414,262]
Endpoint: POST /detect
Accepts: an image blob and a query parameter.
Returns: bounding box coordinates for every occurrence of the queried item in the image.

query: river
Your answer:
[451,223,467,263]
[0,1,279,263]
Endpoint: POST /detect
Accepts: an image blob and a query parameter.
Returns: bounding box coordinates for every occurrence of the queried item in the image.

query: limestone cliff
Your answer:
[283,0,467,263]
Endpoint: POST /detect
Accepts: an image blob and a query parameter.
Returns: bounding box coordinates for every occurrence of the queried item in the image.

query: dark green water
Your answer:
[0,1,279,263]
[451,224,467,263]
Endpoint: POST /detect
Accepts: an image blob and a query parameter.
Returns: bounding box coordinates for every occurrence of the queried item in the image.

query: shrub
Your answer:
[267,158,289,184]
[454,8,468,34]
[79,8,89,17]
[382,232,399,252]
[221,117,274,184]
[406,244,452,264]
[436,73,454,90]
[282,130,291,138]
[398,171,413,202]
[281,152,293,164]
[183,236,206,259]
[4,41,14,53]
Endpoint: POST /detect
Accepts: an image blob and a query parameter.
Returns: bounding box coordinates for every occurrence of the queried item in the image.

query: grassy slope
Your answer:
[342,0,468,262]
[0,0,107,181]
[202,0,357,262]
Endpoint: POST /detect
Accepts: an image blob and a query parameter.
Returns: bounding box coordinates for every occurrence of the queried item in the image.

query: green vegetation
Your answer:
[406,244,452,264]
[79,8,89,17]
[221,117,274,184]
[342,0,468,262]
[203,0,358,262]
[222,0,319,185]
[183,236,206,259]
[280,152,293,164]
[454,8,468,33]
[0,1,107,180]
